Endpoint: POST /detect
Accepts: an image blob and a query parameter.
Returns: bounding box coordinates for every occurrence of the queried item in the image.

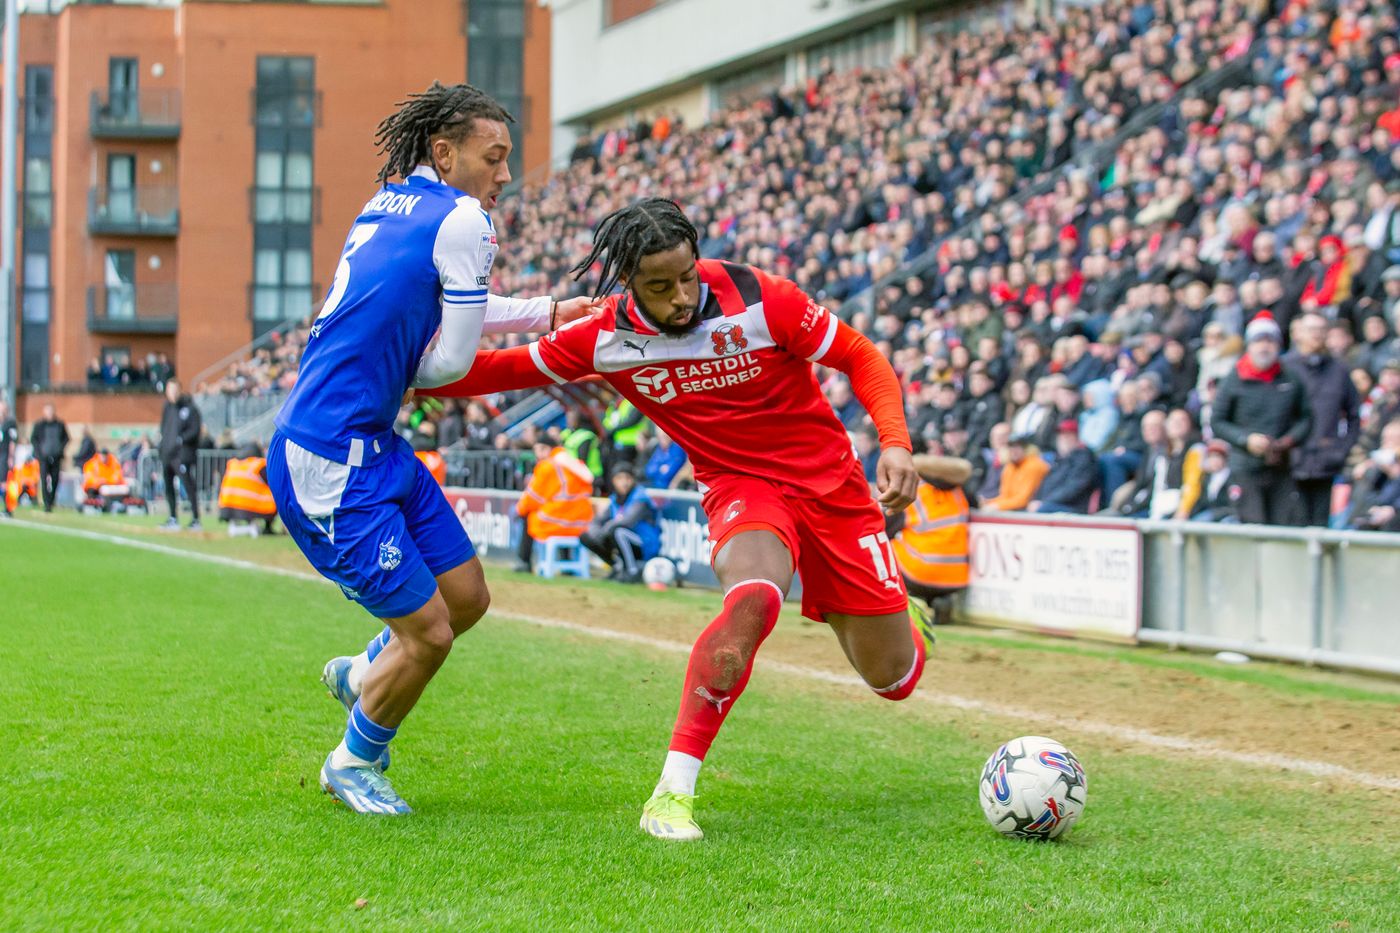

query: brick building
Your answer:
[6,0,550,424]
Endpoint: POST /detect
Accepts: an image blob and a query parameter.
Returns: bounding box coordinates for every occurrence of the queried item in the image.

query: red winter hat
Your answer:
[1245,311,1282,344]
[1059,224,1080,241]
[1057,418,1079,435]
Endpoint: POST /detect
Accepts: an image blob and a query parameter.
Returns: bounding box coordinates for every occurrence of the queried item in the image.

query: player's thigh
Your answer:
[825,609,915,687]
[791,466,909,625]
[713,529,795,594]
[703,474,799,594]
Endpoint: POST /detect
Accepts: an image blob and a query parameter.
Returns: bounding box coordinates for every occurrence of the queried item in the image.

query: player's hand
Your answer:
[876,446,919,514]
[553,296,605,327]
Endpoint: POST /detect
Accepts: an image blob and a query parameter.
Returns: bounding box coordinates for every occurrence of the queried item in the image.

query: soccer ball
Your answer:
[978,736,1087,840]
[642,557,678,591]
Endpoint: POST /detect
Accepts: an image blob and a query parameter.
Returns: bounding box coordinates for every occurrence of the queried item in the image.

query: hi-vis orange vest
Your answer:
[82,453,125,493]
[218,457,276,516]
[4,469,18,512]
[415,449,447,486]
[892,483,970,588]
[518,447,594,540]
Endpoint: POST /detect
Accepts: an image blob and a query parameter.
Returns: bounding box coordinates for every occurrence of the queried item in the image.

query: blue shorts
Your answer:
[266,431,475,619]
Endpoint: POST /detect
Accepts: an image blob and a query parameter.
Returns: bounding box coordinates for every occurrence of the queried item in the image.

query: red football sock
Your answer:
[668,579,784,760]
[870,622,926,701]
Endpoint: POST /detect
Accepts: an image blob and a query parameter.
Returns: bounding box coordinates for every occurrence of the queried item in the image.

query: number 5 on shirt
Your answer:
[313,223,380,334]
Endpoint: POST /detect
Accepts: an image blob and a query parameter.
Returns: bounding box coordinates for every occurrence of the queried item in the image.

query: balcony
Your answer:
[88,282,178,335]
[90,89,181,139]
[88,186,179,237]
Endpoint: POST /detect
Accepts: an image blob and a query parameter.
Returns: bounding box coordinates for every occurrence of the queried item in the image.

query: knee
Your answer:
[402,606,456,664]
[863,644,918,699]
[446,586,490,637]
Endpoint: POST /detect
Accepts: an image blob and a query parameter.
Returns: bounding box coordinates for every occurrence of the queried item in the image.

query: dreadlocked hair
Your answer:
[373,81,515,184]
[570,198,699,297]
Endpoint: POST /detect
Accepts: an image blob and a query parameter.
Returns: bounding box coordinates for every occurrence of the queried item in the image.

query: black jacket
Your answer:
[1035,447,1100,512]
[1282,352,1359,480]
[159,395,203,462]
[963,393,1004,455]
[1209,366,1312,474]
[30,417,69,462]
[0,417,17,469]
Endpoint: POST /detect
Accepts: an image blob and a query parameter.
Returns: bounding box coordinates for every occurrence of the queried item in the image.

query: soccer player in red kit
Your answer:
[431,199,933,840]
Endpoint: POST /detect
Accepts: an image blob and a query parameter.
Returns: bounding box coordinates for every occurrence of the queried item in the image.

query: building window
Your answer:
[23,157,51,228]
[22,254,49,323]
[467,0,525,180]
[104,249,136,320]
[806,21,897,76]
[109,57,138,121]
[713,58,787,112]
[255,56,316,128]
[24,65,53,134]
[252,57,316,336]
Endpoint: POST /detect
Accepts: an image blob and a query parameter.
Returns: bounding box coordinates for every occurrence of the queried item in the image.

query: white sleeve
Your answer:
[413,202,495,388]
[483,294,553,334]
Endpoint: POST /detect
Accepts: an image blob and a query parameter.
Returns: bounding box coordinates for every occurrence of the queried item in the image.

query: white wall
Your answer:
[550,0,913,126]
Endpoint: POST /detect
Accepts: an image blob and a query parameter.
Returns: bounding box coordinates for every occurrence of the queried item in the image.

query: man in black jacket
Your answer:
[1030,420,1100,513]
[1210,312,1313,525]
[159,377,203,530]
[29,403,68,512]
[0,399,17,517]
[1285,312,1359,525]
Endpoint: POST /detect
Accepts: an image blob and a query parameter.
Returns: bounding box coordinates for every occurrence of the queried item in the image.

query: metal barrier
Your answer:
[1135,518,1400,677]
[196,390,287,437]
[135,449,238,512]
[441,449,532,491]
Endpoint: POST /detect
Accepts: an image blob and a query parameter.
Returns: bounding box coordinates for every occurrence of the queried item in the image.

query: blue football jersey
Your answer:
[275,168,497,465]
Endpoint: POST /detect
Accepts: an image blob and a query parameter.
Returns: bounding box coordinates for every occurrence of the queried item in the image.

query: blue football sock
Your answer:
[365,625,392,662]
[344,699,396,764]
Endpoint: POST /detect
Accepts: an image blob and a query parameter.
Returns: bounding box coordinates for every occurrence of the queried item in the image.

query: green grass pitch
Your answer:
[4,519,1400,931]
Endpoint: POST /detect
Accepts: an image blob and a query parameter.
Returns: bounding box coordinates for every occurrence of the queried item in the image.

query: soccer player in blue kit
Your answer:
[267,82,597,814]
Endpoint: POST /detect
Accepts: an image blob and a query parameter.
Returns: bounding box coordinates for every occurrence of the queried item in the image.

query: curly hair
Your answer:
[373,81,514,184]
[570,198,699,296]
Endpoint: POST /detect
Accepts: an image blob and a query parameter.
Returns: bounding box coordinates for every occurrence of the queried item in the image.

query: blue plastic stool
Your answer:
[537,536,591,579]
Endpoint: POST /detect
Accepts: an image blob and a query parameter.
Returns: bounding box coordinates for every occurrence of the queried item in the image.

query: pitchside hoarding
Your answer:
[964,513,1143,641]
[443,487,719,588]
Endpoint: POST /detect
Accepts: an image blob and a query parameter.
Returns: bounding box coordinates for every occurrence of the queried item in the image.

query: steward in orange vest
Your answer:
[82,451,126,495]
[219,446,277,532]
[415,449,447,486]
[890,454,973,623]
[515,441,595,571]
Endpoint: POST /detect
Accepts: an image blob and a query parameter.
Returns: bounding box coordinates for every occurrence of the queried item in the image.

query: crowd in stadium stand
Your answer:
[192,0,1400,529]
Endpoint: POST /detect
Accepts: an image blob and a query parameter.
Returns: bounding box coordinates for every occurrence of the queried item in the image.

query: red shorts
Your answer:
[701,463,908,623]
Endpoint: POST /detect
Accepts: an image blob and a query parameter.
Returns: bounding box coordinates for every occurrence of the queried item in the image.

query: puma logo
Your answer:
[694,686,731,714]
[623,339,650,356]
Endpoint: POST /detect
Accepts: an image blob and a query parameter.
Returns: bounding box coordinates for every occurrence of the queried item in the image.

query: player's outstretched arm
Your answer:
[426,344,556,397]
[483,295,604,334]
[821,321,918,512]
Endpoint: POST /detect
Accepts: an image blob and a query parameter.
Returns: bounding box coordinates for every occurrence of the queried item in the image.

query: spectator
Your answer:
[580,462,661,583]
[1348,418,1400,531]
[1078,380,1120,453]
[1210,312,1313,525]
[1191,439,1238,522]
[463,402,495,450]
[643,428,688,490]
[0,399,17,518]
[1098,382,1148,499]
[962,363,1003,456]
[1009,377,1054,441]
[158,377,204,531]
[828,379,864,429]
[982,433,1050,512]
[854,429,881,483]
[73,426,97,469]
[29,402,68,513]
[1144,409,1206,520]
[975,423,1012,502]
[514,440,595,573]
[602,392,646,473]
[437,401,465,450]
[1108,409,1168,515]
[1285,311,1361,526]
[1030,420,1100,514]
[561,408,603,482]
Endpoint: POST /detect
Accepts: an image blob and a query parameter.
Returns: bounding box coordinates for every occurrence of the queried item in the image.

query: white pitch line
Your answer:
[10,519,1400,792]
